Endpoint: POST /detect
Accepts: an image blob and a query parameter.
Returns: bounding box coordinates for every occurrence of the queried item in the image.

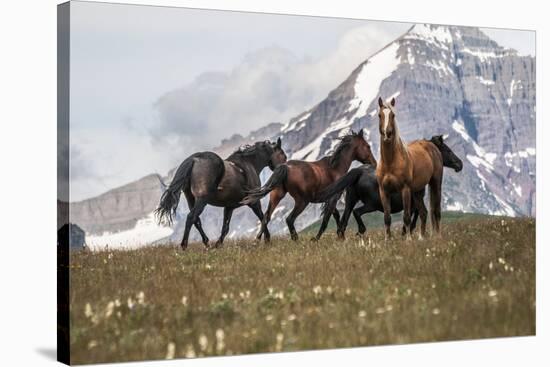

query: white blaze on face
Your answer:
[382,107,392,137]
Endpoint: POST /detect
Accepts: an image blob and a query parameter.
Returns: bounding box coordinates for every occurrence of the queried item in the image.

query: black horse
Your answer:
[156,139,287,249]
[317,135,463,240]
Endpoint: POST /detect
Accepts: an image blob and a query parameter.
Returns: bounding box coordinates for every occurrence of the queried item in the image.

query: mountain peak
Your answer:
[405,23,454,45]
[403,23,510,53]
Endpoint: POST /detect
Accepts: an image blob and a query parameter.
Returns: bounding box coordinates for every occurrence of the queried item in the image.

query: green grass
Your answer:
[69,215,535,364]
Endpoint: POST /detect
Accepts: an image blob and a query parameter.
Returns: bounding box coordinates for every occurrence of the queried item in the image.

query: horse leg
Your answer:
[248,201,265,240]
[429,177,443,236]
[181,197,207,250]
[312,201,336,242]
[379,186,392,241]
[352,205,369,237]
[286,199,307,241]
[401,186,412,241]
[412,191,428,239]
[405,193,420,236]
[338,190,359,239]
[332,209,341,227]
[257,187,286,242]
[215,207,234,248]
[184,190,209,246]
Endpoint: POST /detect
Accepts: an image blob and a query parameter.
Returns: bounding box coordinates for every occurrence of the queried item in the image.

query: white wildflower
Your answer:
[198,334,208,352]
[313,285,323,296]
[105,301,115,318]
[215,329,225,354]
[137,291,145,305]
[84,303,93,318]
[184,344,196,358]
[275,333,284,352]
[166,342,176,359]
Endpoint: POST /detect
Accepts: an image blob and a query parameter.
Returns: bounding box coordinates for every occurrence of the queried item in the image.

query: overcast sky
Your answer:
[69,1,535,201]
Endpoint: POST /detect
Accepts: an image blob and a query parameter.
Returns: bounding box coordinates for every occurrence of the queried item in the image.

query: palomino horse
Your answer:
[317,135,463,240]
[156,139,287,249]
[376,97,444,240]
[241,130,377,242]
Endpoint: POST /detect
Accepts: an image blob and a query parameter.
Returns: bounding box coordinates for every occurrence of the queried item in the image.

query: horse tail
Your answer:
[319,167,363,217]
[155,156,195,225]
[240,164,288,205]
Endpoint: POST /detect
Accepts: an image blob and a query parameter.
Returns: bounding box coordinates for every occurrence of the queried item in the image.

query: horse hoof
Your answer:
[310,237,319,242]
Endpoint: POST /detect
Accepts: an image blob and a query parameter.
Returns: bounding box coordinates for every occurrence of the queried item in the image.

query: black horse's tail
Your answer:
[155,156,195,225]
[319,167,363,217]
[240,164,288,205]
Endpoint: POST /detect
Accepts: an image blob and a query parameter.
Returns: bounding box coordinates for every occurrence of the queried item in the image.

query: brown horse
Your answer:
[241,130,377,241]
[376,97,444,240]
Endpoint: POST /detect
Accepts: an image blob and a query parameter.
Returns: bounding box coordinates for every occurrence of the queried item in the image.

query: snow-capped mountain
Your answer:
[68,24,536,247]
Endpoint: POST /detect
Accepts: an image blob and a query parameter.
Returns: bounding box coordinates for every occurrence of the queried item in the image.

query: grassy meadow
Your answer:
[69,213,535,364]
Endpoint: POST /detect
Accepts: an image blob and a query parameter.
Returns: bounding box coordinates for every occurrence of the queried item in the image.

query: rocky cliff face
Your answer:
[69,174,166,234]
[70,24,536,247]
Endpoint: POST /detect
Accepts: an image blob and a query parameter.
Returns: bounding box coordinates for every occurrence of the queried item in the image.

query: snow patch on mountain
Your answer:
[404,24,453,50]
[86,212,172,250]
[351,42,401,119]
[452,120,497,171]
[461,48,511,61]
[281,112,311,133]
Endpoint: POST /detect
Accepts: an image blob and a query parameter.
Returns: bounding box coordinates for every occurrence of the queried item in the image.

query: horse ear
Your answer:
[276,137,282,148]
[358,129,364,138]
[378,97,384,108]
[390,98,396,107]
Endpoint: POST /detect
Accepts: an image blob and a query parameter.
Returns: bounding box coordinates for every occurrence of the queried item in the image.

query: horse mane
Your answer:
[328,131,357,168]
[227,141,272,161]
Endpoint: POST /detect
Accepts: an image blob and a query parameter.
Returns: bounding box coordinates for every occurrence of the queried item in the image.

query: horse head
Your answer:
[351,129,377,167]
[267,137,287,170]
[430,135,463,172]
[378,97,398,144]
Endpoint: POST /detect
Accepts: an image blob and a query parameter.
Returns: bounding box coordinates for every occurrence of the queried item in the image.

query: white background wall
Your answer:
[0,0,546,365]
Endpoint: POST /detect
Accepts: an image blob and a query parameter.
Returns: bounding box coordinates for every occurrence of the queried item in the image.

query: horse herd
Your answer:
[156,97,463,250]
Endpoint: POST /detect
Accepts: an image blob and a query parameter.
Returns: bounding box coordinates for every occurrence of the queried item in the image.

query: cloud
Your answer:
[69,23,407,200]
[150,24,404,157]
[69,126,181,201]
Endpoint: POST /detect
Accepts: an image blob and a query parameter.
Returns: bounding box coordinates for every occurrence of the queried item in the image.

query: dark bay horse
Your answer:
[156,139,287,249]
[317,135,463,240]
[240,130,377,241]
[376,97,444,240]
